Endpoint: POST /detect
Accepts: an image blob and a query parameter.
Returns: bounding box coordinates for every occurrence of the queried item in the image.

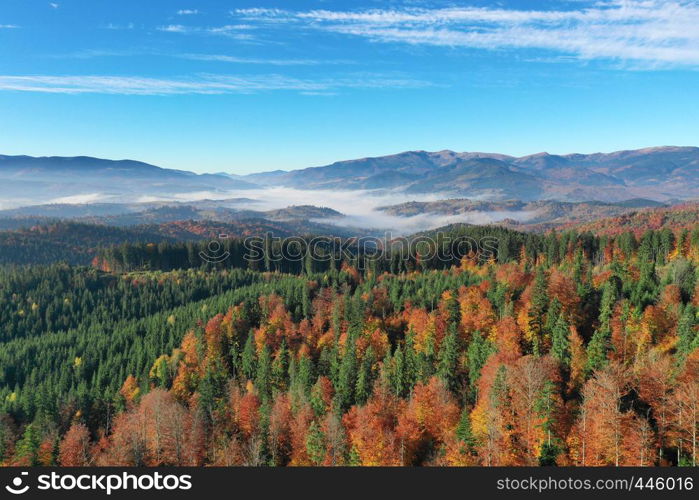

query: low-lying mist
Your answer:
[148,187,535,235]
[3,186,539,235]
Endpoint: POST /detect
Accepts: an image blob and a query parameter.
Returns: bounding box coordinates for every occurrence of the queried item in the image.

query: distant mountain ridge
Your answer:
[242,146,699,202]
[0,154,258,208]
[2,147,699,208]
[378,198,667,232]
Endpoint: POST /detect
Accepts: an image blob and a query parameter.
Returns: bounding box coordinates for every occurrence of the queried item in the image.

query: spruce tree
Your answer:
[335,337,357,411]
[14,423,40,466]
[551,315,571,367]
[528,266,549,355]
[255,345,272,399]
[306,421,326,465]
[241,332,257,381]
[467,330,495,401]
[677,306,697,359]
[437,323,460,392]
[355,347,375,405]
[456,406,476,455]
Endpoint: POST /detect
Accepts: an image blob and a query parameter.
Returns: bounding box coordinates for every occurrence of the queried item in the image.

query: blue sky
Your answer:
[0,0,698,174]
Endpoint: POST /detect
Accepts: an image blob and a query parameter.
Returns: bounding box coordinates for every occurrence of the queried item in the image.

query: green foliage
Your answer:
[551,315,571,367]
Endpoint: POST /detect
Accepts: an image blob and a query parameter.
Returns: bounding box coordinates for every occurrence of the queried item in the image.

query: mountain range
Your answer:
[377,198,667,232]
[2,147,699,207]
[243,146,699,201]
[0,155,257,208]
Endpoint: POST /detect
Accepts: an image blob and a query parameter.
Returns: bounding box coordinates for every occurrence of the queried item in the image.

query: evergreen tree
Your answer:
[255,346,272,399]
[467,330,494,401]
[241,332,257,381]
[551,315,571,367]
[456,407,476,455]
[335,337,357,411]
[296,353,313,396]
[14,423,40,466]
[355,347,375,405]
[437,323,460,392]
[528,267,549,355]
[677,306,697,359]
[535,380,559,465]
[585,328,609,376]
[306,421,325,465]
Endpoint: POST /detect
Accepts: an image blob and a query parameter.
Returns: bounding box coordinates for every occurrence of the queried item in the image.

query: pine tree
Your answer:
[535,380,559,465]
[306,421,325,465]
[255,346,272,400]
[296,353,313,395]
[545,298,562,336]
[14,423,40,466]
[585,281,618,375]
[335,337,357,411]
[677,306,697,358]
[467,330,495,401]
[241,332,257,381]
[551,315,571,367]
[585,328,609,376]
[437,323,460,392]
[446,288,461,326]
[355,347,375,405]
[456,406,476,455]
[528,267,549,355]
[391,346,407,397]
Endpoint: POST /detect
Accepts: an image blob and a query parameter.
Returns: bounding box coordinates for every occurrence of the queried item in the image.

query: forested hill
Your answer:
[0,222,172,266]
[0,223,697,467]
[0,218,369,267]
[565,202,699,237]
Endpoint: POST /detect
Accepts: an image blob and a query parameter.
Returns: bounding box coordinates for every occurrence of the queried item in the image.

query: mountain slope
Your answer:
[242,146,699,202]
[0,155,259,207]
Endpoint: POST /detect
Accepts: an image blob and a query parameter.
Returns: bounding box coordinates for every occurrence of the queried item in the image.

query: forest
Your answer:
[0,223,697,467]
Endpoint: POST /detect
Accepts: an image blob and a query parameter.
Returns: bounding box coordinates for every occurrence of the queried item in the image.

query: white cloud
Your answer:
[156,186,537,234]
[104,22,134,30]
[179,53,349,66]
[157,24,188,33]
[232,1,699,67]
[0,73,431,95]
[0,24,19,29]
[49,193,104,204]
[177,9,199,16]
[49,2,59,8]
[157,23,256,40]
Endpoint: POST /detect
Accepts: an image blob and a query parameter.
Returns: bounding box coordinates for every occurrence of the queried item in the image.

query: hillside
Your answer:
[565,202,699,237]
[0,213,375,266]
[0,155,258,207]
[0,222,173,265]
[0,223,696,467]
[379,198,666,232]
[243,146,699,202]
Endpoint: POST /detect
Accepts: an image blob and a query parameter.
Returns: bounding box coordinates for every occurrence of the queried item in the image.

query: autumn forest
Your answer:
[0,218,697,468]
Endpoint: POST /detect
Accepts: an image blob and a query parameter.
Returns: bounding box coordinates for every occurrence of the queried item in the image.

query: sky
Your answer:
[0,0,698,174]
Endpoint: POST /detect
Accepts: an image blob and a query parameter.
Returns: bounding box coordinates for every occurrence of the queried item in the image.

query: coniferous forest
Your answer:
[0,222,697,467]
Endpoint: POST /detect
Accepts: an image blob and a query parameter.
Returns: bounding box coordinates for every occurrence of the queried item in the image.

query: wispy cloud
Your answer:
[232,1,699,67]
[157,23,255,40]
[49,48,351,67]
[49,2,59,8]
[157,24,188,33]
[177,9,199,16]
[0,24,19,29]
[104,22,135,30]
[0,74,432,95]
[180,53,351,66]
